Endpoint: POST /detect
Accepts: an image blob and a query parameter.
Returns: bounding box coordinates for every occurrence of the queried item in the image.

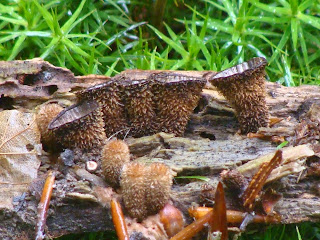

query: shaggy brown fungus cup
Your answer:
[123,79,156,137]
[120,162,147,221]
[208,57,269,134]
[101,139,130,188]
[152,73,206,136]
[48,100,106,151]
[77,81,128,138]
[120,162,173,222]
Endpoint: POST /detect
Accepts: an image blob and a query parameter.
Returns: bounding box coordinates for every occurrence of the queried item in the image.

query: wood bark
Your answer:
[0,60,320,239]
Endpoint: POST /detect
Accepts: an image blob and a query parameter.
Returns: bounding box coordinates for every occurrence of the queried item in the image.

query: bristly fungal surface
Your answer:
[152,73,206,136]
[120,162,147,221]
[36,103,63,148]
[120,162,173,221]
[208,57,269,134]
[75,72,206,138]
[48,100,106,151]
[77,81,128,138]
[101,139,130,188]
[144,163,173,215]
[122,79,156,137]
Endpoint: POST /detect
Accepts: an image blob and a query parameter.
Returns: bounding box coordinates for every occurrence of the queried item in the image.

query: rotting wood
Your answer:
[0,59,320,239]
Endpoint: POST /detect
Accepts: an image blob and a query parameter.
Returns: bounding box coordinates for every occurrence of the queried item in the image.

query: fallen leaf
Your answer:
[0,110,42,209]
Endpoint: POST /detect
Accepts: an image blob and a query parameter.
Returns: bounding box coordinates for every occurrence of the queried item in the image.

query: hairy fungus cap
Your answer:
[77,81,128,138]
[208,57,269,134]
[36,103,63,147]
[120,162,147,221]
[123,79,156,137]
[145,163,173,215]
[152,73,206,136]
[101,139,130,188]
[48,100,106,150]
[120,162,173,222]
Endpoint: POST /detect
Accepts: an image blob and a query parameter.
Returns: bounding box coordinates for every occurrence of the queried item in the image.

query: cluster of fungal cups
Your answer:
[35,57,270,222]
[101,139,174,221]
[37,58,269,153]
[36,104,174,222]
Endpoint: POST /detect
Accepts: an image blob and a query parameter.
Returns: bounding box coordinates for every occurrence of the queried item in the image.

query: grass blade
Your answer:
[148,24,188,57]
[298,13,320,30]
[291,18,298,49]
[7,34,26,60]
[61,0,87,34]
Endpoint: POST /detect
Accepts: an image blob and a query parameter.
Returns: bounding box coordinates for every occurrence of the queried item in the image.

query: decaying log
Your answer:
[0,59,320,239]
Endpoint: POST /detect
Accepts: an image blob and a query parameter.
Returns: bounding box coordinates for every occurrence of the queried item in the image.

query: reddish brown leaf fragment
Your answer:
[209,182,228,240]
[35,171,55,240]
[242,150,283,211]
[269,117,283,127]
[261,188,282,215]
[111,198,129,240]
[247,133,285,144]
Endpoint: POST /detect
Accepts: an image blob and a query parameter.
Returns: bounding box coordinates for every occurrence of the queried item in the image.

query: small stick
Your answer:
[170,210,214,240]
[209,182,228,240]
[188,207,281,224]
[111,198,129,240]
[35,171,55,240]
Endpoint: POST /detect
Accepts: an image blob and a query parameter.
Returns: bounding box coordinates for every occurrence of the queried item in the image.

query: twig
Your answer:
[188,207,281,224]
[170,210,214,240]
[111,198,129,240]
[35,171,55,240]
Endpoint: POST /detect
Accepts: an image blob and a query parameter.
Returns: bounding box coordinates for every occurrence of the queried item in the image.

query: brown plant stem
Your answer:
[111,198,129,240]
[188,207,281,224]
[170,210,214,240]
[35,171,55,240]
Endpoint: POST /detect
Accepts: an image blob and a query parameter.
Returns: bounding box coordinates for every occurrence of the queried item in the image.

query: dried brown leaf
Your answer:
[0,110,41,209]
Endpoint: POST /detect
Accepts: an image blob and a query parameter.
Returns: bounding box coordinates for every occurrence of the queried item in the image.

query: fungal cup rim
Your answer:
[48,100,99,130]
[210,57,267,82]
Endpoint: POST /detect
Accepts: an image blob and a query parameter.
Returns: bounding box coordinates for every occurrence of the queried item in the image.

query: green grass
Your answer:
[1,0,320,85]
[239,222,320,240]
[1,0,320,239]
